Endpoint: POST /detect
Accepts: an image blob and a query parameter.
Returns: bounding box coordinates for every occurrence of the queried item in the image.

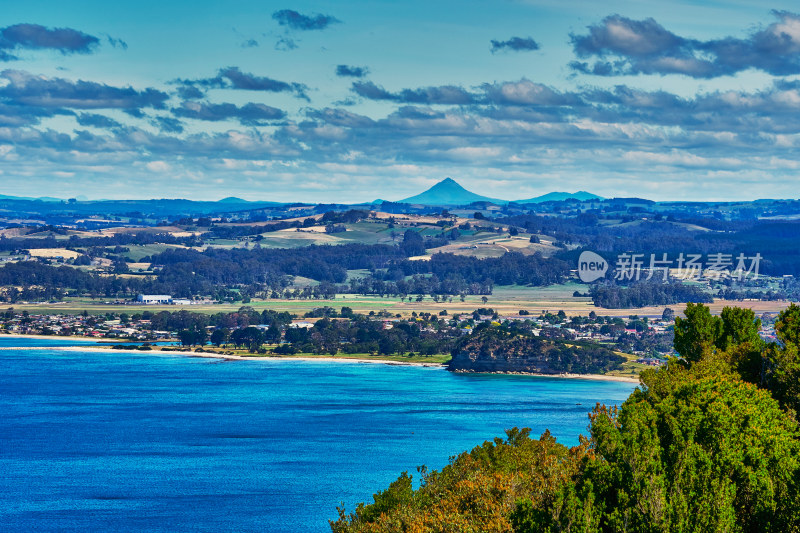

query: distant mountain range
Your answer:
[519,191,602,204]
[0,195,284,217]
[397,178,602,205]
[1,179,602,209]
[0,194,62,202]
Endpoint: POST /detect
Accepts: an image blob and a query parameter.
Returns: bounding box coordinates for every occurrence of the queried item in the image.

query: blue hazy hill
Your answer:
[399,178,505,205]
[518,191,603,203]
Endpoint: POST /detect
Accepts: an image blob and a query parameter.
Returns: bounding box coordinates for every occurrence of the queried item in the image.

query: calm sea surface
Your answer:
[0,337,636,532]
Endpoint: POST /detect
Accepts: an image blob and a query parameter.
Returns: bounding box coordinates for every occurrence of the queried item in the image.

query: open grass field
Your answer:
[334,223,397,245]
[101,226,194,237]
[124,244,188,261]
[28,248,81,260]
[197,217,554,259]
[425,232,558,259]
[253,222,396,248]
[3,212,556,270]
[10,287,794,318]
[345,269,372,281]
[255,229,346,248]
[0,227,32,238]
[198,239,242,249]
[290,276,320,288]
[2,215,793,320]
[604,351,654,379]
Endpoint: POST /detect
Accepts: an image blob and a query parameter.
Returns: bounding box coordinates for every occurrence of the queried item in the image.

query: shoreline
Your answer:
[55,346,448,368]
[0,332,118,342]
[1,333,640,382]
[453,369,639,383]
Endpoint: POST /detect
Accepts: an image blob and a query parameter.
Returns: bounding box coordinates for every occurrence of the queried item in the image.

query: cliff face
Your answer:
[447,327,624,374]
[449,335,557,373]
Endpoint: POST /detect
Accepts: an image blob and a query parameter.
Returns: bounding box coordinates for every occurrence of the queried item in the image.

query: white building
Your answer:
[137,295,173,305]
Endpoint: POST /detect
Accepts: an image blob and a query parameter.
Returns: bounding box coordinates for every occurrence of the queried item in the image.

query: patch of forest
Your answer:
[448,322,625,374]
[589,280,714,308]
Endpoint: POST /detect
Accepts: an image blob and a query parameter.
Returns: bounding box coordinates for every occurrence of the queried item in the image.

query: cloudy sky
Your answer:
[3,1,800,202]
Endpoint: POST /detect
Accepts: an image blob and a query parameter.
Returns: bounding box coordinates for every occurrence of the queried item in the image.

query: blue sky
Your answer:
[3,1,800,202]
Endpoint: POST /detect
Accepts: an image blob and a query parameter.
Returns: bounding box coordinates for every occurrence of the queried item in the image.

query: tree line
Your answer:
[332,302,800,531]
[0,231,196,252]
[589,280,713,308]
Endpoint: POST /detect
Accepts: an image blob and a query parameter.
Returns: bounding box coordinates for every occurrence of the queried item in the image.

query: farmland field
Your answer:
[11,290,793,319]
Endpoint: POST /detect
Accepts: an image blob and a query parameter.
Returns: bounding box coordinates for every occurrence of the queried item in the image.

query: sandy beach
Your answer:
[1,333,641,382]
[0,333,118,342]
[0,333,443,367]
[50,345,448,368]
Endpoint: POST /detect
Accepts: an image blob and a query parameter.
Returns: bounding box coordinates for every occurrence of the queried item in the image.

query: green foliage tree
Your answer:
[178,327,207,347]
[718,306,762,351]
[331,428,582,533]
[673,302,722,363]
[332,303,800,532]
[210,327,229,347]
[776,303,800,347]
[766,303,800,415]
[231,326,264,352]
[584,377,800,532]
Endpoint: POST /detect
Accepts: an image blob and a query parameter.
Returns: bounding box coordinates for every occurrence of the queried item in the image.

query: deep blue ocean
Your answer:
[0,337,636,532]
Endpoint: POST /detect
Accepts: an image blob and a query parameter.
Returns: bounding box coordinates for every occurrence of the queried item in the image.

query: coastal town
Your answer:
[1,300,778,365]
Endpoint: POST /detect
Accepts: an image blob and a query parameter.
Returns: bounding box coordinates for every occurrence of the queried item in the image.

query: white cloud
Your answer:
[145,160,170,172]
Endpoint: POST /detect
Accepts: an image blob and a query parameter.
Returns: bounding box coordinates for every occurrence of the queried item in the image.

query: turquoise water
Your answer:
[0,337,636,532]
